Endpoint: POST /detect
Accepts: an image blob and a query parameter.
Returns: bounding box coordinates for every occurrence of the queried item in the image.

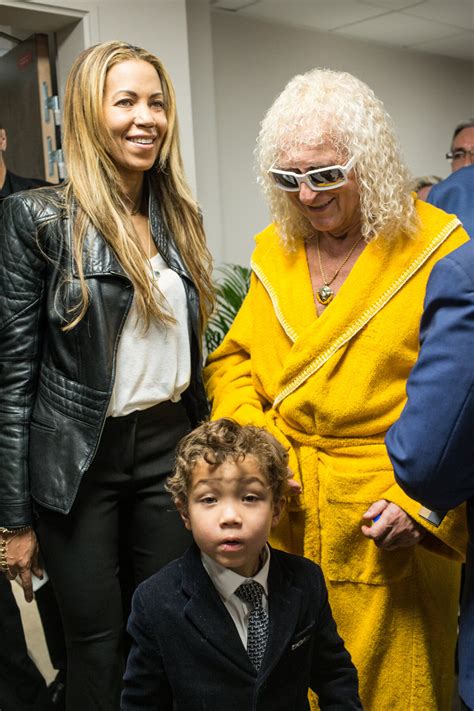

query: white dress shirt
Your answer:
[201,545,270,649]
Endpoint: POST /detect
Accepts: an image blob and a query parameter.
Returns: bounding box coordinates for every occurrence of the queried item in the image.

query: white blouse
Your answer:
[106,252,191,417]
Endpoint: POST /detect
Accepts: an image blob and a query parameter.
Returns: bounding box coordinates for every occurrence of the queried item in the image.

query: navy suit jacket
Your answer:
[121,544,361,710]
[386,239,474,706]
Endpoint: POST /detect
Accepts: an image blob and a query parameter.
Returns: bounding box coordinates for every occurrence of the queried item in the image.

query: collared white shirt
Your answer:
[201,545,270,649]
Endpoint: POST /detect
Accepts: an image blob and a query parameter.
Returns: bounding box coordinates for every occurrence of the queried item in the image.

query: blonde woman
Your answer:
[206,69,468,710]
[0,41,213,709]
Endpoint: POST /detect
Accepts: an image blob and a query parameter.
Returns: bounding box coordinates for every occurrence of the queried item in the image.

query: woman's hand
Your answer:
[361,499,426,550]
[1,529,42,602]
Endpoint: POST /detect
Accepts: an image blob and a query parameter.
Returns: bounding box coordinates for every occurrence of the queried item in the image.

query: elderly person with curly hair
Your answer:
[205,69,469,710]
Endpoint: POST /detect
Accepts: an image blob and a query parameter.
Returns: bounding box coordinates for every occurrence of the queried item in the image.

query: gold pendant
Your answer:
[316,284,334,305]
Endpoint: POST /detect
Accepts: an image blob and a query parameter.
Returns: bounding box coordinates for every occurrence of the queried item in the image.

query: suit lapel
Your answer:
[181,545,256,676]
[260,549,303,678]
[182,546,304,679]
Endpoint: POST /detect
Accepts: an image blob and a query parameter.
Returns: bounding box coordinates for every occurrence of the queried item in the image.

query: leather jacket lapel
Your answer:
[148,188,202,345]
[72,218,129,279]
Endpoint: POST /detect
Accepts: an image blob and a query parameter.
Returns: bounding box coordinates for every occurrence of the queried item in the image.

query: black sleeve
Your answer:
[0,194,46,527]
[310,568,362,710]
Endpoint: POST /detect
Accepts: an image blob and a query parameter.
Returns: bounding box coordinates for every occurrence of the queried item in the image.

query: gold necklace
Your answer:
[316,234,363,305]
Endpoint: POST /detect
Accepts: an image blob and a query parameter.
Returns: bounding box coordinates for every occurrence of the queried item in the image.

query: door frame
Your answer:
[0,1,97,100]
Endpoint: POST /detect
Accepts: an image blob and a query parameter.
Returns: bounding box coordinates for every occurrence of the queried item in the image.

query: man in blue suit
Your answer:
[386,227,474,706]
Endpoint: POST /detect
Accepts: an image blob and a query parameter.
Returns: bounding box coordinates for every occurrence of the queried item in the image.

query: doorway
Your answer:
[0,33,59,181]
[0,1,94,181]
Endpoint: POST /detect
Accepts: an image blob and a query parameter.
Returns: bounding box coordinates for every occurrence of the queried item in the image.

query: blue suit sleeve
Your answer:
[386,252,474,510]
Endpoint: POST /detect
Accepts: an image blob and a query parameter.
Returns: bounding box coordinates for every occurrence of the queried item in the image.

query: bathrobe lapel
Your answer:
[251,211,461,409]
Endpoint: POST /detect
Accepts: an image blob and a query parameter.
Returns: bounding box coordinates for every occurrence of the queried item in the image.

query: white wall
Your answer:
[186,0,223,262]
[210,11,473,265]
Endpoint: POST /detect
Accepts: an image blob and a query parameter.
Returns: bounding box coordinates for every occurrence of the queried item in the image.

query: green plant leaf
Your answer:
[205,263,251,354]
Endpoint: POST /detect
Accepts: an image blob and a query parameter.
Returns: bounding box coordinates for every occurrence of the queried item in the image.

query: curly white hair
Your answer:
[255,68,418,247]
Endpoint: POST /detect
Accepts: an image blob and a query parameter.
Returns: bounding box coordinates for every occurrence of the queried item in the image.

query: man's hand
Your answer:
[361,499,426,550]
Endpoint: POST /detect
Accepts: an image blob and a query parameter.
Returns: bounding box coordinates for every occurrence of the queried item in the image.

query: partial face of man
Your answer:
[450,126,474,172]
[281,144,361,240]
[0,128,6,157]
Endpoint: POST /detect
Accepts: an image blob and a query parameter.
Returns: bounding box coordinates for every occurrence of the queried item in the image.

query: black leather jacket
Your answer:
[0,185,209,528]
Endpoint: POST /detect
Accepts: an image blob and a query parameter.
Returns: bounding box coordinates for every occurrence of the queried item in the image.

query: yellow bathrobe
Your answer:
[205,199,469,710]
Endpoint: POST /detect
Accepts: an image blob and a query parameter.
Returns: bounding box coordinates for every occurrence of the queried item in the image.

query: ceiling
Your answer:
[211,0,474,62]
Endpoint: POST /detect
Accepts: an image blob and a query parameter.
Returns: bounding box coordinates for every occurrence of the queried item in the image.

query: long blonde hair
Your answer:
[256,68,418,247]
[62,40,213,331]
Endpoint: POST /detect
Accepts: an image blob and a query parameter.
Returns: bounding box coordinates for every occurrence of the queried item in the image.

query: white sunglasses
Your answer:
[268,155,356,192]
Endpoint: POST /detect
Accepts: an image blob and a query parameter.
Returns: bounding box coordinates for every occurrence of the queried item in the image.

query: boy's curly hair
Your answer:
[167,418,291,509]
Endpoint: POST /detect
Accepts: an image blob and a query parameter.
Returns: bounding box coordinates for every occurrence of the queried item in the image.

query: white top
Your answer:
[107,252,191,417]
[201,545,270,649]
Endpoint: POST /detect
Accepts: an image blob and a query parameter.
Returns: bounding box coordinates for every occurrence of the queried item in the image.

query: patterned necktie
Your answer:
[235,580,269,671]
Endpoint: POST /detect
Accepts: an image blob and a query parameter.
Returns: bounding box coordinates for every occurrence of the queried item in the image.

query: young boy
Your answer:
[121,419,361,710]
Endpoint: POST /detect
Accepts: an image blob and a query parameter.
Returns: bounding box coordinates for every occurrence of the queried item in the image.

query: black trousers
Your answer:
[37,400,192,711]
[0,564,66,711]
[0,576,49,711]
[35,581,67,673]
